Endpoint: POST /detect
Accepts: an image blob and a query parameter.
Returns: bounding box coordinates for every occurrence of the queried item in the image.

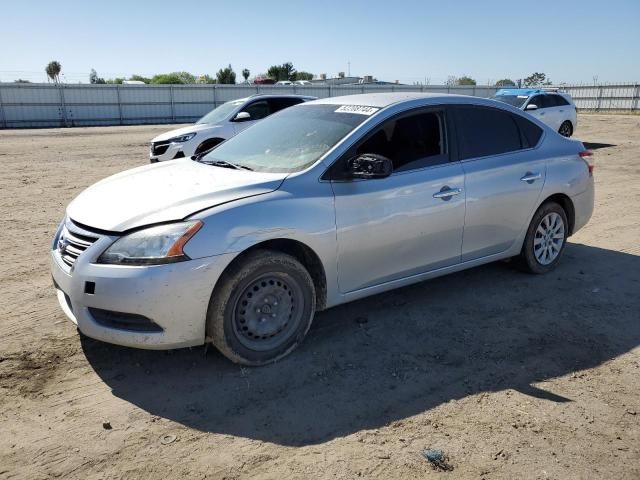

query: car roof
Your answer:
[310,92,490,108]
[495,88,568,97]
[229,94,317,103]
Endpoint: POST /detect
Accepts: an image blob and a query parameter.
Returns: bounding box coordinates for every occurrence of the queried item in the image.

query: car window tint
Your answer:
[243,100,271,120]
[268,98,305,113]
[455,106,523,160]
[514,115,543,148]
[554,95,570,106]
[356,111,446,172]
[529,95,545,109]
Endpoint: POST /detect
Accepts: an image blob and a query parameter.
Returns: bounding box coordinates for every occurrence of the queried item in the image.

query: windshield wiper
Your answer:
[197,158,253,171]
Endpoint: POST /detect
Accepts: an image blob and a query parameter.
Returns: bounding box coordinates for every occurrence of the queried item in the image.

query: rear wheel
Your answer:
[558,121,573,137]
[518,202,568,274]
[207,250,316,366]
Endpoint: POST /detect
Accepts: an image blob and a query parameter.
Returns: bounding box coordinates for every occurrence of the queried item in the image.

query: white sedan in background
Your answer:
[149,94,316,162]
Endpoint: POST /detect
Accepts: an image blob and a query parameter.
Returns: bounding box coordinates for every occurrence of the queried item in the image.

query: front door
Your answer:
[330,109,466,293]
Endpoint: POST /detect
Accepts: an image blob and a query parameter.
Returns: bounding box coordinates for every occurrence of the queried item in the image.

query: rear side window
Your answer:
[268,97,305,113]
[553,95,570,106]
[514,115,543,148]
[454,106,523,160]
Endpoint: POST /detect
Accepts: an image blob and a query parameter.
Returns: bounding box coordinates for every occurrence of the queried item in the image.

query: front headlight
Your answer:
[170,132,196,143]
[98,221,203,265]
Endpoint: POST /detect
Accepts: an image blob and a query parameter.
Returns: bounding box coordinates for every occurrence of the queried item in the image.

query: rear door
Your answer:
[452,105,547,261]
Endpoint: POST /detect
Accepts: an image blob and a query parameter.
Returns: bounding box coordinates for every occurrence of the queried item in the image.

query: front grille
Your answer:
[151,141,170,156]
[58,224,99,268]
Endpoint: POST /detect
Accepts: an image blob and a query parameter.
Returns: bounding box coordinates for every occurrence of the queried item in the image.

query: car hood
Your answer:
[151,123,222,142]
[67,159,286,232]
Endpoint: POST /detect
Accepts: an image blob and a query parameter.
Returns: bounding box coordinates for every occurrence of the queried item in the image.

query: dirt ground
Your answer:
[0,115,639,480]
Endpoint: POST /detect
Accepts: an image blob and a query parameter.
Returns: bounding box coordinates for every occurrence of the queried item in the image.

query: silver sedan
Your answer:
[51,93,594,365]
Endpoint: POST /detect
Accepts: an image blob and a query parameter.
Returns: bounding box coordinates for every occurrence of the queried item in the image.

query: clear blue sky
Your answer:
[2,0,638,84]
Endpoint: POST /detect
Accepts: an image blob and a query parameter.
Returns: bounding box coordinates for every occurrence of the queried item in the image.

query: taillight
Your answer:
[580,150,594,176]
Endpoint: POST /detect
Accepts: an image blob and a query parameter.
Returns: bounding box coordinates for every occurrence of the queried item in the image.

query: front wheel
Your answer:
[207,250,316,366]
[518,202,568,274]
[558,121,573,137]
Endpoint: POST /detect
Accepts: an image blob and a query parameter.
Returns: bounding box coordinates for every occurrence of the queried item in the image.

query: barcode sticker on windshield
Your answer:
[335,105,379,116]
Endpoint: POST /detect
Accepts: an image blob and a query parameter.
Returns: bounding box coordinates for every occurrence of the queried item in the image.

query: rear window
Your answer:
[454,106,523,160]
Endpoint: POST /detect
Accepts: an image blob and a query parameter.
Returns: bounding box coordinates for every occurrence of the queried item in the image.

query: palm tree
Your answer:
[242,68,250,83]
[45,61,62,83]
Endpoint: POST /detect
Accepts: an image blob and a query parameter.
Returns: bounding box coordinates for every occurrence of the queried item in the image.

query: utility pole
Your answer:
[348,61,351,77]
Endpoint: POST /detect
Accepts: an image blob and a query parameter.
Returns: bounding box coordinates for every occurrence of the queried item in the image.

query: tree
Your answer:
[495,78,516,87]
[523,72,551,87]
[151,72,196,84]
[216,64,236,84]
[196,74,216,84]
[89,69,105,84]
[295,71,314,81]
[129,74,151,84]
[267,62,297,82]
[45,61,62,83]
[445,75,458,87]
[457,75,477,86]
[242,68,250,83]
[106,78,125,84]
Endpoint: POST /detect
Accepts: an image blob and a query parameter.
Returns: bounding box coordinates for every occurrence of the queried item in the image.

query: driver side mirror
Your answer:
[347,154,393,179]
[526,104,538,111]
[233,111,251,122]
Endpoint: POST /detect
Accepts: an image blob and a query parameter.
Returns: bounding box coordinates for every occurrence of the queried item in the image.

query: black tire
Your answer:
[518,202,569,274]
[207,250,316,366]
[558,121,573,137]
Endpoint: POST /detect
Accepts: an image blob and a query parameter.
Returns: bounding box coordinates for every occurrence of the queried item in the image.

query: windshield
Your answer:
[199,104,374,173]
[196,99,245,125]
[492,95,529,108]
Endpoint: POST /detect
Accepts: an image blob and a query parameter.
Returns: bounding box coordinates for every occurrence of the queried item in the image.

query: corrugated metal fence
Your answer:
[0,83,637,128]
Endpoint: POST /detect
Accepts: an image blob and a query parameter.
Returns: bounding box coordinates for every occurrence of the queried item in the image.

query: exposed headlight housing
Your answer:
[98,221,203,265]
[170,133,196,143]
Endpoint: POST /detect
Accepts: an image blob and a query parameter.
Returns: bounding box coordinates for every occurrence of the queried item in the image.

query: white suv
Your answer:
[150,94,316,162]
[492,89,577,137]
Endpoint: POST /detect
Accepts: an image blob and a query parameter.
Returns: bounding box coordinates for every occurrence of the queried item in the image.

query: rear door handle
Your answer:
[433,187,463,199]
[520,172,542,183]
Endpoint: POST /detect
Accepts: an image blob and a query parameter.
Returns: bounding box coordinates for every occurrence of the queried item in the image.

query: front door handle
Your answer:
[433,187,463,199]
[520,172,542,183]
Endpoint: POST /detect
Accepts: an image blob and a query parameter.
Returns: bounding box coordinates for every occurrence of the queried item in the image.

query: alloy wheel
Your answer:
[533,212,565,265]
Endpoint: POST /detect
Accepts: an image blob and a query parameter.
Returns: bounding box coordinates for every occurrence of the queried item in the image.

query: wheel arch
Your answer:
[213,238,328,312]
[539,193,575,235]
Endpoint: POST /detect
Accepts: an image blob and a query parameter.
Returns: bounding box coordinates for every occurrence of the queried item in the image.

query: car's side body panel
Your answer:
[331,162,466,292]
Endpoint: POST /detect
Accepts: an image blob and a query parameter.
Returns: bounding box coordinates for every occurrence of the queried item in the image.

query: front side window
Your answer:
[528,95,546,109]
[196,99,245,125]
[355,111,446,172]
[200,104,371,173]
[454,106,523,160]
[242,100,271,120]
